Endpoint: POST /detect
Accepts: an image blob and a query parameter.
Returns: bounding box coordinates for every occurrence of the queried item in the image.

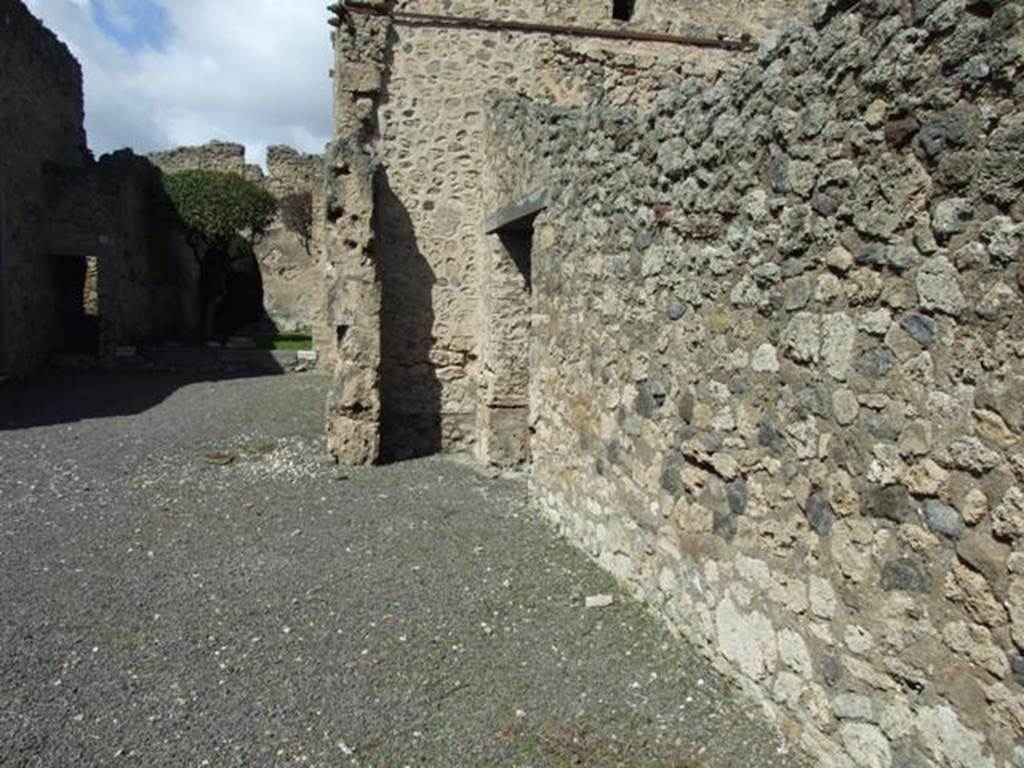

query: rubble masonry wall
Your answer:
[0,0,89,375]
[325,0,804,463]
[488,0,1024,764]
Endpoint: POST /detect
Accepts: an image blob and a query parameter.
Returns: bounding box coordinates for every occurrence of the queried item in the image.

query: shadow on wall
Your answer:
[498,229,533,292]
[376,171,442,463]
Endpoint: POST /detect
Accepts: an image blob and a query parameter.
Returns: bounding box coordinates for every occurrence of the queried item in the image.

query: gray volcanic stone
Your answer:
[758,421,786,454]
[822,656,845,688]
[856,346,898,378]
[857,243,889,268]
[769,150,790,192]
[636,380,667,418]
[881,558,931,593]
[659,451,685,497]
[923,499,964,539]
[867,484,916,523]
[806,490,835,536]
[900,313,937,346]
[714,507,738,541]
[1010,654,1024,687]
[919,108,972,158]
[811,191,838,216]
[727,479,749,515]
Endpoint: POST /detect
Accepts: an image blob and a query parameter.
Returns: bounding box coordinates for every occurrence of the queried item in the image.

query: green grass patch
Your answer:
[254,331,313,351]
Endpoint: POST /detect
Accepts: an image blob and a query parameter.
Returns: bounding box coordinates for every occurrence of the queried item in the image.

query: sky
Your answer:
[25,0,334,167]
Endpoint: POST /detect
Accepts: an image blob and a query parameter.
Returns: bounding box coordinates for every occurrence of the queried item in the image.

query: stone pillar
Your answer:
[323,2,392,464]
[310,181,331,359]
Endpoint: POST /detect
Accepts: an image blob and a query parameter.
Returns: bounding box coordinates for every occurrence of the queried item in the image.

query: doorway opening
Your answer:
[51,254,100,355]
[498,228,532,293]
[0,189,7,376]
[480,190,547,468]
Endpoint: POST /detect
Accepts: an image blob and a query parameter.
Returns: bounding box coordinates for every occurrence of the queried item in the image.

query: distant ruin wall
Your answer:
[48,151,202,353]
[0,0,89,375]
[491,0,1024,765]
[149,141,264,183]
[325,0,806,463]
[150,142,325,333]
[259,147,326,333]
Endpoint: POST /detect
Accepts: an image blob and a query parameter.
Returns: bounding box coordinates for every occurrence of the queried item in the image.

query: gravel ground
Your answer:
[0,371,807,768]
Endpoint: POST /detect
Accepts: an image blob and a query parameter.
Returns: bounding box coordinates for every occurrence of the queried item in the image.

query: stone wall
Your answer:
[325,0,806,464]
[150,142,325,333]
[487,0,1024,765]
[259,146,325,332]
[0,0,90,376]
[47,151,203,354]
[149,141,264,183]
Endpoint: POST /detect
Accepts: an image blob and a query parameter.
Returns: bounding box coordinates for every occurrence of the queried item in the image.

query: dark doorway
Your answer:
[51,254,99,355]
[219,237,267,336]
[0,189,7,375]
[478,216,535,468]
[613,0,636,21]
[498,229,532,293]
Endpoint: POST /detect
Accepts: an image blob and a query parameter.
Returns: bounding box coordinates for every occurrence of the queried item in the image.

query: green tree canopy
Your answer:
[279,191,313,247]
[162,170,277,245]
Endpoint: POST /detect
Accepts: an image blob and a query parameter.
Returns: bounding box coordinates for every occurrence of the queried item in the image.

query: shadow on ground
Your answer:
[0,368,284,431]
[0,372,807,768]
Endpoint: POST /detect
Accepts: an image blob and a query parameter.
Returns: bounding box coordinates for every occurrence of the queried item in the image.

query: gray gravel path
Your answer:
[0,371,806,767]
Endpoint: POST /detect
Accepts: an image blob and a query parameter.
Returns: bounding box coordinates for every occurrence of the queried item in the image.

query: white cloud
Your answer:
[23,0,334,167]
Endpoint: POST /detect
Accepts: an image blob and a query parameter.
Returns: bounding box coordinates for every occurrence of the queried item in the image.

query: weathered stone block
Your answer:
[881,558,930,593]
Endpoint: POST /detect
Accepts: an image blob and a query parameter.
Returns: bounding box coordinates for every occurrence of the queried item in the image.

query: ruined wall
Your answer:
[150,142,325,333]
[489,0,1024,765]
[96,152,200,351]
[326,0,806,463]
[0,0,89,375]
[324,8,391,464]
[45,150,202,354]
[149,142,264,183]
[259,147,325,332]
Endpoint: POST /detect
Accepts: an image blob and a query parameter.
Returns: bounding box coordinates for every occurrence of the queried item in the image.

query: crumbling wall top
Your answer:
[149,141,265,183]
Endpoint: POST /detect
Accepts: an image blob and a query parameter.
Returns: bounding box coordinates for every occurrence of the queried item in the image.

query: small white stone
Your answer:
[879,697,914,740]
[839,722,892,768]
[716,595,778,681]
[782,312,821,364]
[833,389,860,427]
[822,312,857,381]
[751,343,780,373]
[844,625,875,654]
[917,256,965,316]
[858,309,892,336]
[833,692,874,721]
[585,594,614,608]
[827,245,855,273]
[809,575,838,619]
[711,453,740,480]
[778,629,814,678]
[917,705,995,768]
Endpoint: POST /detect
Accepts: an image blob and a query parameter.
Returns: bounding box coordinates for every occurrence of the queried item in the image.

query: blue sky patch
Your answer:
[91,0,171,51]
